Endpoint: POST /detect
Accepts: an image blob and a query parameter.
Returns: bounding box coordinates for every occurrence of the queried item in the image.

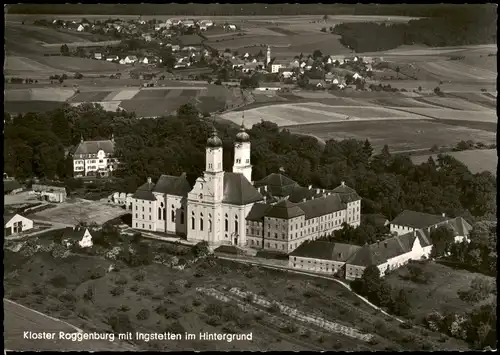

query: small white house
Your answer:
[94,53,103,60]
[124,55,138,64]
[4,213,34,236]
[77,24,85,32]
[62,227,96,249]
[353,73,363,80]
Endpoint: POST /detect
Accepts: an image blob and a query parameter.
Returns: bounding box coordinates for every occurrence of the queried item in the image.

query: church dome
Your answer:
[207,127,223,148]
[235,123,250,143]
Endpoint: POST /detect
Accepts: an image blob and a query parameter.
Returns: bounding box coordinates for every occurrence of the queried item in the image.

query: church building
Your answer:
[131,124,361,253]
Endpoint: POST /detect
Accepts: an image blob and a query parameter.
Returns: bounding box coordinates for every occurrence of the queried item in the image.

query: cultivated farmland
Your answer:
[283,119,497,152]
[410,149,497,176]
[393,108,497,123]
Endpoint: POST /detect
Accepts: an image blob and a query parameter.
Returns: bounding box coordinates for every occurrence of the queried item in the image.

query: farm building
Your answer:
[271,60,289,74]
[73,135,117,178]
[32,184,67,203]
[390,210,472,243]
[62,226,98,248]
[131,126,361,252]
[110,192,134,209]
[4,213,34,237]
[4,179,23,195]
[255,83,283,91]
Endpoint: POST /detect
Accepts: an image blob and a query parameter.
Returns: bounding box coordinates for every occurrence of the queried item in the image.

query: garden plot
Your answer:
[132,89,171,100]
[31,199,128,226]
[418,60,496,81]
[416,97,491,111]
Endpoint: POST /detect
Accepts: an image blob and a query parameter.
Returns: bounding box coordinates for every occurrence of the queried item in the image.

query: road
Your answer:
[4,299,135,351]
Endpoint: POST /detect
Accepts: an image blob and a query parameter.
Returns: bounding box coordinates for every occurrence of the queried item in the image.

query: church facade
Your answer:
[131,125,361,252]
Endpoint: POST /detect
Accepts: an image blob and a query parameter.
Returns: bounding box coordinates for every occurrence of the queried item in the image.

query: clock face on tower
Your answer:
[236,143,242,148]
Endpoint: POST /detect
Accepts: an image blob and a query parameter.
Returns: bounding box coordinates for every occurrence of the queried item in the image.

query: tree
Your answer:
[395,66,400,78]
[323,14,329,21]
[60,44,69,56]
[458,277,495,304]
[430,225,455,257]
[312,49,323,59]
[363,139,373,159]
[320,27,327,32]
[192,241,210,258]
[407,263,433,284]
[74,72,84,79]
[391,289,412,317]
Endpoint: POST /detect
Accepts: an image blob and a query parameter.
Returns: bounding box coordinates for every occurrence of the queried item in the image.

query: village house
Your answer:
[62,226,98,249]
[308,79,330,89]
[106,55,119,62]
[32,183,67,203]
[230,58,245,69]
[4,213,34,237]
[94,53,103,60]
[271,59,289,74]
[183,19,195,28]
[255,82,283,91]
[278,67,294,79]
[124,55,138,64]
[73,135,117,178]
[77,24,85,32]
[4,178,23,195]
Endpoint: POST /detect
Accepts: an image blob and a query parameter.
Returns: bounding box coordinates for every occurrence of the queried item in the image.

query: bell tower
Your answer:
[266,45,271,66]
[233,115,252,182]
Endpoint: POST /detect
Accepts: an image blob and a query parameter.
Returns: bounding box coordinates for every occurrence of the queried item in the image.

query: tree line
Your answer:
[332,6,496,53]
[3,103,496,223]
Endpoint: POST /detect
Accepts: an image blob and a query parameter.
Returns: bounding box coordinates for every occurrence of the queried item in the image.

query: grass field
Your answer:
[411,149,497,175]
[414,97,491,111]
[4,101,67,114]
[393,108,497,123]
[222,102,421,128]
[385,262,496,322]
[3,240,468,351]
[283,119,497,152]
[70,91,112,103]
[119,98,194,117]
[31,199,128,226]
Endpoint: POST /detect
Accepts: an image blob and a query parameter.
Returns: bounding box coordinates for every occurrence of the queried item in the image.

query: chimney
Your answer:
[341,181,345,186]
[147,177,152,184]
[308,185,312,190]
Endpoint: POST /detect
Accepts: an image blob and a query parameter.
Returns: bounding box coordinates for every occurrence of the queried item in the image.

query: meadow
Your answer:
[3,239,468,351]
[410,149,497,176]
[385,262,496,322]
[283,119,497,152]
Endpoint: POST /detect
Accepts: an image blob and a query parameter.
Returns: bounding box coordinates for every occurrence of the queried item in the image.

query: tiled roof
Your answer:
[74,140,115,155]
[179,34,203,46]
[153,174,191,197]
[297,194,344,219]
[4,179,22,193]
[414,229,432,247]
[62,227,100,241]
[246,203,273,222]
[3,213,17,225]
[265,200,305,219]
[291,241,362,262]
[254,173,299,197]
[132,181,156,201]
[431,217,473,237]
[288,186,331,203]
[332,183,361,203]
[391,210,450,229]
[223,172,263,205]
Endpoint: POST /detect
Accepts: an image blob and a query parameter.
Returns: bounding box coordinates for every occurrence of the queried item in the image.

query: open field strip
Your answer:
[5,56,64,73]
[284,119,497,152]
[41,40,121,48]
[396,108,497,123]
[411,149,497,175]
[416,97,492,111]
[244,27,288,36]
[418,60,496,81]
[107,89,140,101]
[370,98,439,108]
[70,91,112,102]
[291,103,410,118]
[5,88,76,102]
[142,86,207,90]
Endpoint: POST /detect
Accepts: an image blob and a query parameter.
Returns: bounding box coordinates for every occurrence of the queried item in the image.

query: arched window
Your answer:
[163,209,166,221]
[209,220,212,232]
[191,217,195,230]
[158,207,161,220]
[224,214,228,232]
[180,211,184,224]
[171,210,175,222]
[234,220,239,233]
[161,202,164,208]
[200,218,204,231]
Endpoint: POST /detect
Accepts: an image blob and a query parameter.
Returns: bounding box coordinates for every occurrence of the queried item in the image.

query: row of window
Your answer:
[235,158,250,164]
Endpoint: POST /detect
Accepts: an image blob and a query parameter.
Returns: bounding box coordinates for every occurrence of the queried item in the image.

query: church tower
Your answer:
[205,126,224,202]
[233,118,252,182]
[266,45,271,66]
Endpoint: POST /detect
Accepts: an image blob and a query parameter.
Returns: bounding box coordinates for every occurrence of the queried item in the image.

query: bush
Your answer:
[181,304,193,313]
[268,302,281,313]
[77,306,90,318]
[83,284,94,302]
[89,267,106,279]
[206,316,222,326]
[110,286,125,296]
[165,321,186,334]
[129,284,139,292]
[133,270,146,281]
[136,308,150,320]
[192,299,202,307]
[115,275,128,285]
[244,294,254,303]
[137,287,153,296]
[282,323,298,333]
[108,313,134,334]
[119,304,131,312]
[50,274,68,288]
